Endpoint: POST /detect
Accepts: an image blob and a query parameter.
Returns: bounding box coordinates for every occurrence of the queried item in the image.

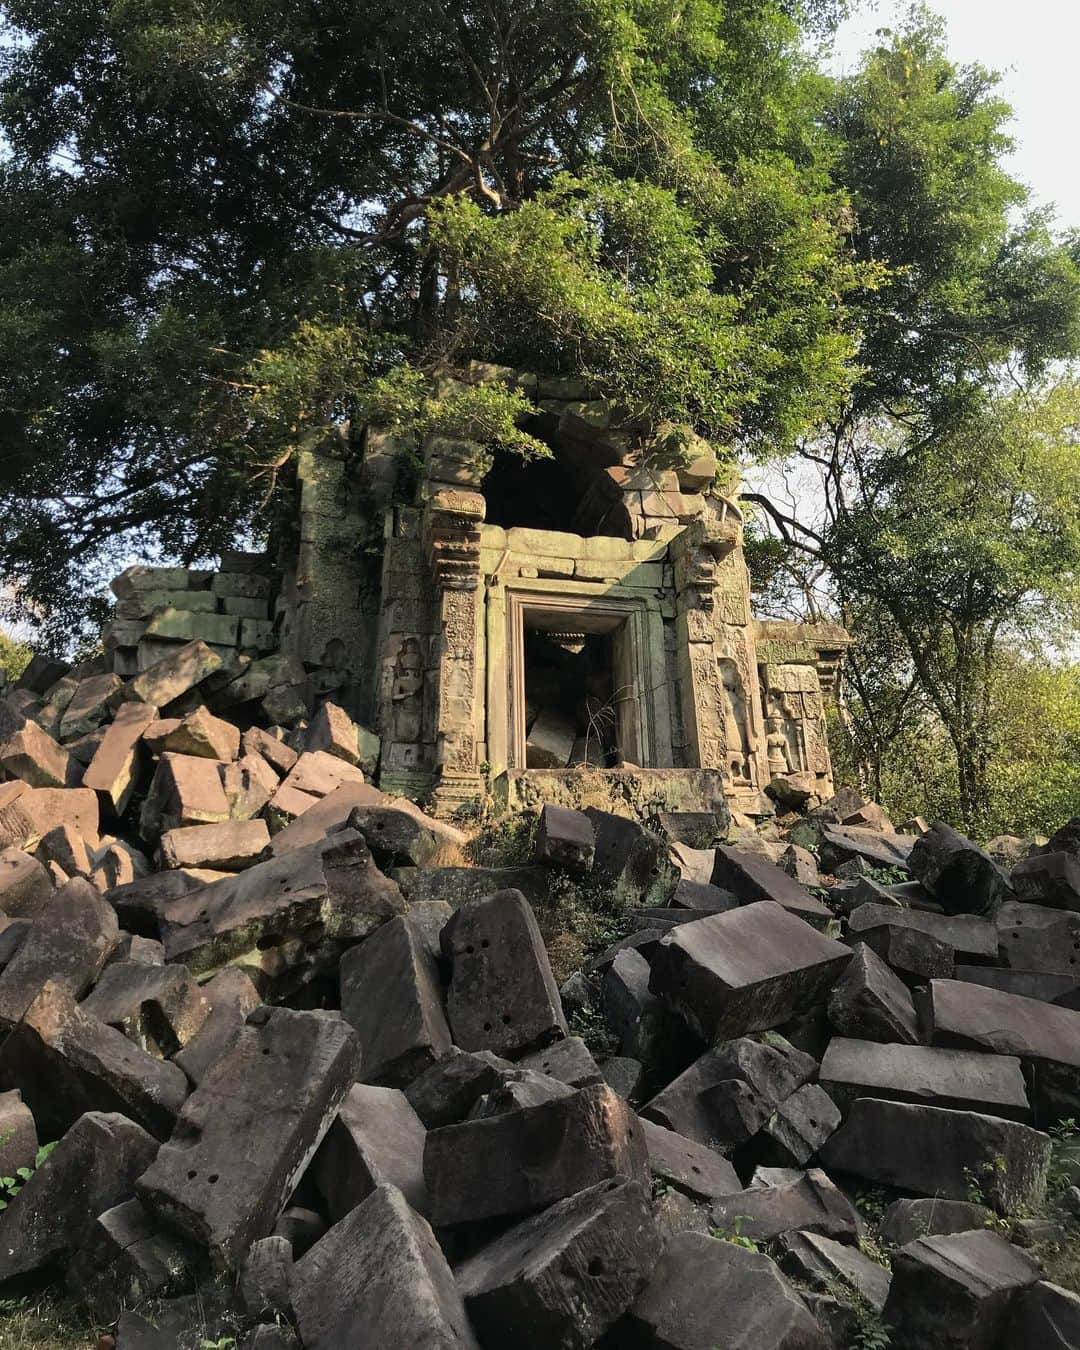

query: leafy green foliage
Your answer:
[0,1141,58,1211]
[1,0,869,636]
[0,631,32,681]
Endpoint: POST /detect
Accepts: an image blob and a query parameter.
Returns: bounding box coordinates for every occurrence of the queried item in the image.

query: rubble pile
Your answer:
[0,615,1078,1348]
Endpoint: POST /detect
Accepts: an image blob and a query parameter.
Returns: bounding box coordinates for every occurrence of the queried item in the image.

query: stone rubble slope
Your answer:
[0,607,1078,1347]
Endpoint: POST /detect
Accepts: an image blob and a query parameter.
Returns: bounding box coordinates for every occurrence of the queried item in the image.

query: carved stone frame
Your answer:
[486,581,673,775]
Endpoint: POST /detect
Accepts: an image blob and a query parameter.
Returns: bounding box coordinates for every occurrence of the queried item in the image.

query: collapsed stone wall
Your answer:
[0,627,1078,1347]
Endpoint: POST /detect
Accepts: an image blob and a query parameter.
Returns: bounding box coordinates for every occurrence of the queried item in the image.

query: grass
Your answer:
[0,1296,101,1350]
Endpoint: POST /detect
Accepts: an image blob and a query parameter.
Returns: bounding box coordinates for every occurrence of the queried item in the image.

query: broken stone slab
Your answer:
[457,1178,661,1350]
[0,980,189,1139]
[340,913,453,1086]
[83,701,159,815]
[534,803,595,874]
[397,863,553,911]
[110,933,165,966]
[238,1235,293,1321]
[0,876,119,1030]
[585,806,679,906]
[780,843,819,886]
[442,889,568,1059]
[710,1168,860,1244]
[221,752,280,822]
[310,1082,428,1222]
[997,898,1080,974]
[424,1082,648,1226]
[0,700,76,787]
[137,1006,359,1268]
[242,726,298,777]
[622,1231,829,1349]
[924,977,1080,1121]
[113,1290,240,1350]
[172,966,261,1086]
[601,1055,644,1100]
[601,947,686,1076]
[640,1118,741,1201]
[140,752,231,838]
[758,1083,842,1168]
[819,1037,1031,1120]
[774,1229,890,1311]
[159,819,270,872]
[272,749,365,806]
[404,1048,512,1128]
[1006,1280,1080,1350]
[14,653,70,695]
[649,901,852,1042]
[59,672,123,741]
[908,822,1010,915]
[641,1036,816,1148]
[526,707,576,768]
[114,640,224,711]
[827,942,920,1044]
[878,1197,993,1247]
[669,840,716,885]
[36,820,98,878]
[860,920,954,980]
[161,831,404,985]
[883,1229,1041,1349]
[342,802,450,868]
[404,899,453,965]
[819,824,914,873]
[671,878,740,912]
[954,964,1080,1006]
[518,1036,602,1088]
[711,845,832,927]
[161,705,241,761]
[143,606,240,648]
[303,701,362,767]
[0,1088,36,1177]
[468,1066,576,1118]
[655,811,724,848]
[81,961,210,1057]
[847,902,998,964]
[265,780,387,853]
[841,802,894,831]
[1011,851,1080,911]
[112,565,198,598]
[106,867,202,937]
[0,1110,158,1283]
[0,845,53,918]
[819,1098,1050,1213]
[66,1196,200,1322]
[0,781,98,853]
[91,838,152,891]
[293,1183,479,1350]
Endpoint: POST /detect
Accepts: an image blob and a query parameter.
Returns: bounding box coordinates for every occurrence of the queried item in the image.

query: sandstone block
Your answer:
[518,1035,602,1088]
[424,1083,648,1226]
[161,832,403,984]
[860,920,954,980]
[140,752,231,838]
[0,1110,158,1283]
[238,1235,293,1320]
[112,565,195,598]
[0,782,98,852]
[311,1082,428,1221]
[172,966,261,1086]
[649,901,851,1042]
[242,726,298,777]
[442,889,568,1058]
[59,672,123,741]
[304,701,362,766]
[623,1231,828,1350]
[711,845,831,926]
[160,819,270,872]
[883,1229,1041,1349]
[66,1196,200,1321]
[534,804,595,874]
[710,1168,860,1244]
[117,640,224,711]
[0,701,75,787]
[0,876,118,1030]
[997,898,1080,974]
[775,1229,890,1311]
[457,1178,661,1350]
[819,1098,1050,1213]
[0,981,189,1139]
[847,901,997,963]
[404,1048,512,1128]
[908,822,1009,915]
[1006,1280,1080,1350]
[137,1006,359,1268]
[83,701,158,814]
[0,1088,36,1177]
[162,705,241,761]
[759,1083,842,1167]
[143,607,240,648]
[220,752,279,821]
[585,807,678,906]
[340,914,452,1086]
[820,1037,1030,1119]
[827,941,920,1044]
[640,1118,741,1201]
[0,846,53,918]
[81,961,210,1056]
[878,1197,993,1247]
[293,1183,479,1350]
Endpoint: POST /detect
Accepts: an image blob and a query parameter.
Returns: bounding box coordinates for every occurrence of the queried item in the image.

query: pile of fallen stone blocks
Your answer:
[102,555,277,679]
[0,630,1079,1347]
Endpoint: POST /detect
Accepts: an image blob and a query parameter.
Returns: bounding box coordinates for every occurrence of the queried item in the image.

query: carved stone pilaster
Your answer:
[423,489,486,815]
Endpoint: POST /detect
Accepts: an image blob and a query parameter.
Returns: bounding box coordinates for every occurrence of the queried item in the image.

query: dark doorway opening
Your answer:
[523,627,622,768]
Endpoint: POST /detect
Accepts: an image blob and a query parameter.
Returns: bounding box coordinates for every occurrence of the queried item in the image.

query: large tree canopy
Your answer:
[1,0,866,636]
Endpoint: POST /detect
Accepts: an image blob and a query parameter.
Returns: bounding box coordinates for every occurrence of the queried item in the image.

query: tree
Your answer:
[745,14,1080,831]
[1,0,861,640]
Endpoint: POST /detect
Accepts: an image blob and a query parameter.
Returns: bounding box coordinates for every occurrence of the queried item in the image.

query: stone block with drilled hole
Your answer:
[441,889,568,1059]
[81,961,211,1058]
[172,966,261,1087]
[534,803,595,875]
[136,1006,359,1269]
[639,1118,741,1202]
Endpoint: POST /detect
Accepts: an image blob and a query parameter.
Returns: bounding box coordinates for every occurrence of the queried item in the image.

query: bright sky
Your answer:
[829,0,1080,233]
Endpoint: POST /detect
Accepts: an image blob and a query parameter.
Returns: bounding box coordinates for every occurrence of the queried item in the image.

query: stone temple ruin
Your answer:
[105,365,850,820]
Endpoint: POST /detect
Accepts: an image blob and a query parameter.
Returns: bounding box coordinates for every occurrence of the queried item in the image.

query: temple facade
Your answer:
[273,367,850,820]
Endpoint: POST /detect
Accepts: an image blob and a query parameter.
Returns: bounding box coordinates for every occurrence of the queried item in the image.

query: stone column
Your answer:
[423,488,487,817]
